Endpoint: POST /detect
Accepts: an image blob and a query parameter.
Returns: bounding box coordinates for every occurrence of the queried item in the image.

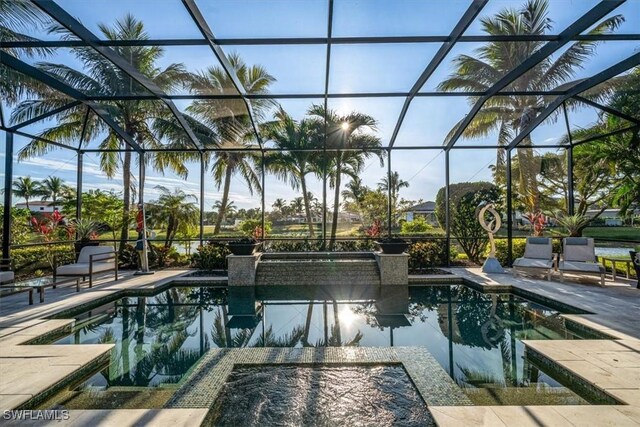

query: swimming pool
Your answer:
[36,284,613,409]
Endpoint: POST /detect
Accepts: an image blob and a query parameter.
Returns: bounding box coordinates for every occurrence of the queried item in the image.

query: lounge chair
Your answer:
[0,258,16,284]
[512,237,556,281]
[54,245,118,288]
[559,238,605,287]
[630,251,639,289]
[0,258,14,284]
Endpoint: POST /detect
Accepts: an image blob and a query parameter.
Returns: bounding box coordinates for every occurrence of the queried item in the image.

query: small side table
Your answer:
[600,256,632,281]
[1,277,80,304]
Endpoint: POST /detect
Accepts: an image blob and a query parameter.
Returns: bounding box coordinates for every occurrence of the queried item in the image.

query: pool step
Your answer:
[256,258,381,286]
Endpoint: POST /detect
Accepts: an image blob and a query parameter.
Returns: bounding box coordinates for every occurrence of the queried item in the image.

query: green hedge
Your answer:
[11,244,74,276]
[191,242,231,270]
[408,240,456,270]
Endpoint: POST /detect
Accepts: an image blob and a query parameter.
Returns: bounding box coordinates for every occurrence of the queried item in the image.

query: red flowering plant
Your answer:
[31,210,66,243]
[30,210,68,269]
[523,211,546,237]
[252,225,265,240]
[365,219,383,238]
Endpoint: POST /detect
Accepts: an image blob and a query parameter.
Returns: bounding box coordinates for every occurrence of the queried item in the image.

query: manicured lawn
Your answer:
[499,226,640,242]
[583,227,640,241]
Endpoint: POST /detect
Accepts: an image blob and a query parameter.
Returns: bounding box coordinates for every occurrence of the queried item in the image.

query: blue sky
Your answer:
[2,0,639,211]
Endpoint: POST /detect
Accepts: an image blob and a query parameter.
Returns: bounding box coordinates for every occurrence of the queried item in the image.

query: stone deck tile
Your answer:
[0,408,209,426]
[491,406,576,427]
[429,407,507,427]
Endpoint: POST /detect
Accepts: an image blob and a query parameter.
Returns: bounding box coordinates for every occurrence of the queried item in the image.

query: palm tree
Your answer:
[272,198,286,213]
[378,171,409,213]
[10,15,190,253]
[438,0,623,212]
[0,0,52,102]
[290,197,304,216]
[184,54,276,235]
[147,186,198,248]
[308,105,383,248]
[39,176,71,208]
[263,108,321,236]
[12,176,43,212]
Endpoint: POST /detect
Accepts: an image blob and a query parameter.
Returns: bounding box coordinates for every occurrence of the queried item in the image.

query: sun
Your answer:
[339,307,358,327]
[341,122,350,130]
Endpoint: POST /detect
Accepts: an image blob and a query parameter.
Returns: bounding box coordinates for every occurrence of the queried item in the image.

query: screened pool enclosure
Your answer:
[1,0,639,268]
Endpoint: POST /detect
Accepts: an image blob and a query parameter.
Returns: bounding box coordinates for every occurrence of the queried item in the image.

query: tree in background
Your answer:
[185,54,275,235]
[308,105,383,249]
[378,171,409,217]
[263,108,320,236]
[438,0,623,213]
[147,186,198,248]
[62,190,125,241]
[436,182,501,263]
[39,176,72,208]
[10,15,191,254]
[12,176,44,212]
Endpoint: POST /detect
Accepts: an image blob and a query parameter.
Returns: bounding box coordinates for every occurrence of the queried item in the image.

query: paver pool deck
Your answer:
[0,267,638,426]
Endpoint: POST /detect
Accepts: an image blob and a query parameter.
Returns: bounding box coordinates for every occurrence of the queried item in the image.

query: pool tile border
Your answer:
[166,347,473,410]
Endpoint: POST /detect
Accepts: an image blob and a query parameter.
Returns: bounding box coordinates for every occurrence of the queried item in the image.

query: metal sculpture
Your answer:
[479,204,505,273]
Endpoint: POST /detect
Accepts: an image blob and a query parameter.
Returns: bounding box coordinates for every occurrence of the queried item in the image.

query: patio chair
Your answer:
[0,258,14,284]
[54,245,118,288]
[558,238,605,287]
[512,237,556,281]
[630,251,639,289]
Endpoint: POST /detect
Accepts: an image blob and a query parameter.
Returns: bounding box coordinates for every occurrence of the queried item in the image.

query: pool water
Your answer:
[39,284,611,409]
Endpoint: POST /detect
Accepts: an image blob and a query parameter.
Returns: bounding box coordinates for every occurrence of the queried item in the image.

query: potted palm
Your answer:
[67,218,100,256]
[227,226,263,256]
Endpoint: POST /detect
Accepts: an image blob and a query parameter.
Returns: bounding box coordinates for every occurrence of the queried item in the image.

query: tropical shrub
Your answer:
[435,182,501,264]
[11,244,74,277]
[0,206,32,245]
[238,219,272,237]
[191,242,231,270]
[401,217,433,234]
[408,240,456,270]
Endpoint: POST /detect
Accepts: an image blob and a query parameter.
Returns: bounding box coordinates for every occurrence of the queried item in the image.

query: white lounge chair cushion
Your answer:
[0,271,14,283]
[563,238,596,262]
[523,237,553,260]
[77,246,115,263]
[513,258,553,269]
[56,262,114,276]
[559,261,604,274]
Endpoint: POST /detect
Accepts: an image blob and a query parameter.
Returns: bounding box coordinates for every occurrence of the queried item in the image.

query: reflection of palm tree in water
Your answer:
[104,291,203,387]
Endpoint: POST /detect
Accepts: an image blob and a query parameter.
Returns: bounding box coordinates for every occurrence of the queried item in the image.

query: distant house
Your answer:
[404,201,438,226]
[15,201,61,213]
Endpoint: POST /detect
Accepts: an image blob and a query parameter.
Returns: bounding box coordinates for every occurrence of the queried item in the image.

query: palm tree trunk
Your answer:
[165,216,173,248]
[214,167,233,235]
[300,175,315,237]
[119,148,132,254]
[329,157,342,250]
[517,136,540,212]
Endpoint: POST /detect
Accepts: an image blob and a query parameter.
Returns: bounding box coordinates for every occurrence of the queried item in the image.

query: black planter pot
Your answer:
[74,239,100,258]
[375,239,409,254]
[228,242,261,256]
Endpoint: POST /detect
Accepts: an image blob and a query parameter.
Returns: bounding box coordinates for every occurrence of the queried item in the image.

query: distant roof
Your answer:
[408,201,435,212]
